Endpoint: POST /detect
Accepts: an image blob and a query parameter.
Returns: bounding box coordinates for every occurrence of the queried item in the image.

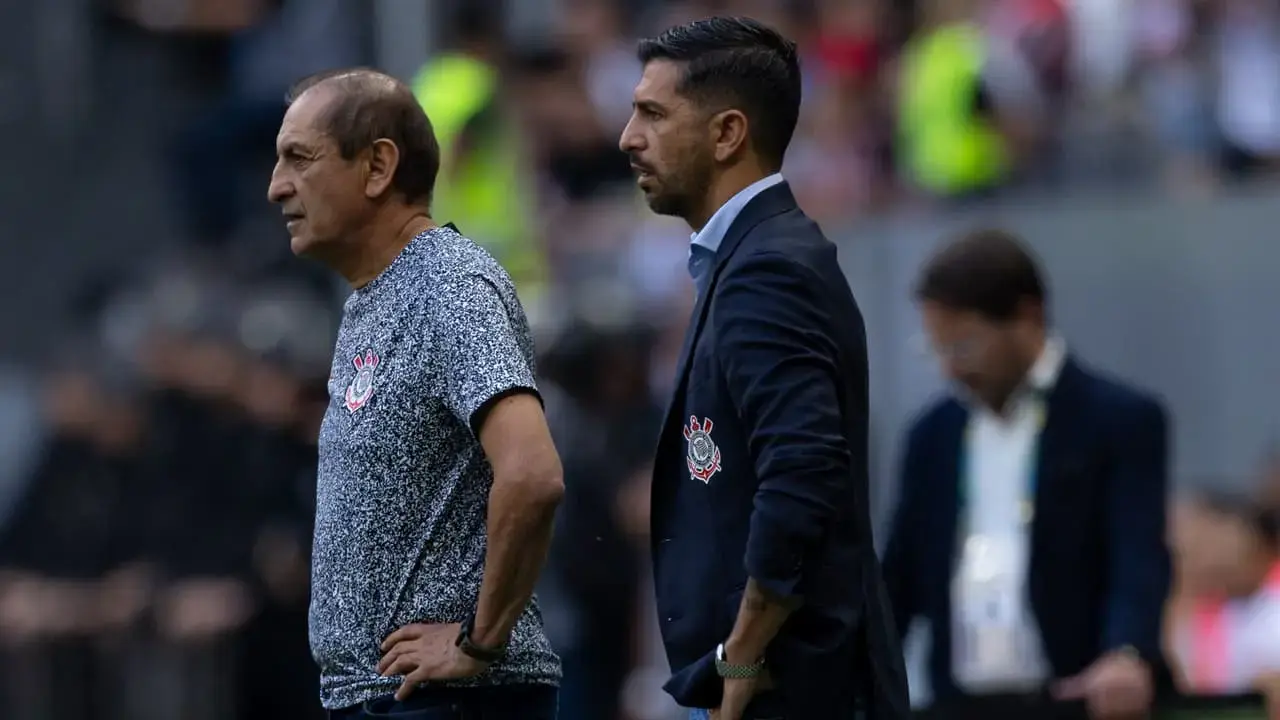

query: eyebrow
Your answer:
[277,140,312,156]
[633,99,666,113]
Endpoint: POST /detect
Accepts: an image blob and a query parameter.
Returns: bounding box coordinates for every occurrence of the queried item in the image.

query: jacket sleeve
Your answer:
[882,422,925,641]
[1102,394,1172,663]
[716,251,858,600]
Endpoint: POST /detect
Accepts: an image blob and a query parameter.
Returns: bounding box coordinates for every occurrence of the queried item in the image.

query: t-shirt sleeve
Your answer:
[431,272,539,436]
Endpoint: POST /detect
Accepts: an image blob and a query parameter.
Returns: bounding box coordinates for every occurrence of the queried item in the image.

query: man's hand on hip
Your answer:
[711,675,760,720]
[378,623,489,700]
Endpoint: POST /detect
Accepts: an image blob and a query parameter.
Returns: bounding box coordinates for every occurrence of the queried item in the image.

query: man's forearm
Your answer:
[724,577,801,663]
[470,471,562,648]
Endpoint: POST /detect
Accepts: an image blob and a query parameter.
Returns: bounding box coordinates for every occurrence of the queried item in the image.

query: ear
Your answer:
[364,138,400,199]
[1015,297,1045,326]
[709,109,749,164]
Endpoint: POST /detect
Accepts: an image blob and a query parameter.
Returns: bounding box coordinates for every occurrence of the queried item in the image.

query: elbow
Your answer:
[536,466,566,510]
[500,457,565,511]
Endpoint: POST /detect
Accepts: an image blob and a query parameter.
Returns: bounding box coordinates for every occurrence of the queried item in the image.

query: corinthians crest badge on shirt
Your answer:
[683,415,722,483]
[344,349,379,413]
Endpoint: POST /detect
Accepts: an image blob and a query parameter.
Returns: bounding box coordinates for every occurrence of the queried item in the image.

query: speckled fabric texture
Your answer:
[310,226,560,710]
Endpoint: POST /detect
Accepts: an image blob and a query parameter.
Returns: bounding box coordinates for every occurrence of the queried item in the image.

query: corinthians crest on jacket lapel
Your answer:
[683,415,722,483]
[344,349,379,413]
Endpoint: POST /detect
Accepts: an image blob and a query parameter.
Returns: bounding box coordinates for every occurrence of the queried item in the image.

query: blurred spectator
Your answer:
[1166,489,1280,701]
[1131,0,1216,192]
[0,344,155,718]
[112,0,274,33]
[896,0,1016,201]
[412,3,547,307]
[230,280,331,720]
[1211,0,1280,180]
[539,315,661,720]
[787,0,896,221]
[170,0,363,255]
[984,0,1072,185]
[557,0,641,132]
[509,46,634,209]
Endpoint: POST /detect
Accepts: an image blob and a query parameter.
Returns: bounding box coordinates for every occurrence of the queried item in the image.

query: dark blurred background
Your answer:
[1,0,1280,718]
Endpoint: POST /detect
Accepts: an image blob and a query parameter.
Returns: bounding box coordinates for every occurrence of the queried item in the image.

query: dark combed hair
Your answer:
[914,228,1048,321]
[637,16,801,170]
[285,68,440,208]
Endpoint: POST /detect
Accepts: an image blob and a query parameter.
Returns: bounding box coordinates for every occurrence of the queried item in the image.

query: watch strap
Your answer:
[715,642,764,679]
[455,613,506,663]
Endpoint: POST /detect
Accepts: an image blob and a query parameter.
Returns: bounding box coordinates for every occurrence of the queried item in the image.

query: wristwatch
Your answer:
[455,613,507,663]
[715,642,765,679]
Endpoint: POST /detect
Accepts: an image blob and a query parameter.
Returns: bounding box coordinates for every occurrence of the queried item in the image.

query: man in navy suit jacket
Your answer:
[619,16,909,720]
[883,229,1171,719]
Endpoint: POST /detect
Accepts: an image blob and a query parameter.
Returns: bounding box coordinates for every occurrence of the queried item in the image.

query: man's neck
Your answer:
[338,211,435,289]
[688,164,773,233]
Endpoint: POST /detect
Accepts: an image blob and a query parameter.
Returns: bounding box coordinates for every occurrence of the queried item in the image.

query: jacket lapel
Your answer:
[662,182,798,419]
[1029,356,1085,544]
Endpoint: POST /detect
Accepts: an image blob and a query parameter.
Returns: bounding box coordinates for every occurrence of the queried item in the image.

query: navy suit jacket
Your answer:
[650,182,910,719]
[882,357,1171,702]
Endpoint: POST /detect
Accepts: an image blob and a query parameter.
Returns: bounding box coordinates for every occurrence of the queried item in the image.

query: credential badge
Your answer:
[344,349,379,413]
[683,415,722,483]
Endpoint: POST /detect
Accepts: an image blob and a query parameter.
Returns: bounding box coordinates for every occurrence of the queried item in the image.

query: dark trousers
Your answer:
[328,684,557,720]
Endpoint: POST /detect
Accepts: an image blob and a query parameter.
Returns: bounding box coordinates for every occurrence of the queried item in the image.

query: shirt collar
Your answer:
[960,335,1066,412]
[1028,335,1067,392]
[690,173,785,253]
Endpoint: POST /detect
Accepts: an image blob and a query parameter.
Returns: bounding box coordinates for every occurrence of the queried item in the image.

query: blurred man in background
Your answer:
[538,314,663,720]
[883,229,1171,719]
[0,349,153,720]
[231,281,332,720]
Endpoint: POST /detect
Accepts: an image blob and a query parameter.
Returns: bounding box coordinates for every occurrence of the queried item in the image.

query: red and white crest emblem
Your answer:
[683,415,722,483]
[344,349,379,412]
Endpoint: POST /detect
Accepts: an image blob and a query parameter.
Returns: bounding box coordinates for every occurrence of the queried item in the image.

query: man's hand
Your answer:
[710,639,774,720]
[711,675,760,720]
[1252,672,1280,719]
[97,564,154,630]
[0,575,61,643]
[378,623,490,701]
[156,578,254,640]
[1052,648,1152,720]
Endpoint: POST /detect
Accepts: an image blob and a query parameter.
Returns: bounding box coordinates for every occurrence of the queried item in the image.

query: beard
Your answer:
[641,148,715,221]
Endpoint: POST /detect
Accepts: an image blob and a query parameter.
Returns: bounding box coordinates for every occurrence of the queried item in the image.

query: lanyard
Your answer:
[957,397,1046,534]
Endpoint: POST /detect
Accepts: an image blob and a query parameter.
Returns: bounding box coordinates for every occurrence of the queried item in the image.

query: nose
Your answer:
[267,163,292,204]
[618,117,643,154]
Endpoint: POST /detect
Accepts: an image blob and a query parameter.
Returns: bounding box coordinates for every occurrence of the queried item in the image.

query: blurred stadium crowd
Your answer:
[0,0,1279,718]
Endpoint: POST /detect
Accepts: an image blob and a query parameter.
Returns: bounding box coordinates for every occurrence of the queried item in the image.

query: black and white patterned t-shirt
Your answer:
[310,226,560,710]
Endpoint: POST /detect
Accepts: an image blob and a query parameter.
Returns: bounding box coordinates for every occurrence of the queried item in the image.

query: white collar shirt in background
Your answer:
[953,337,1065,692]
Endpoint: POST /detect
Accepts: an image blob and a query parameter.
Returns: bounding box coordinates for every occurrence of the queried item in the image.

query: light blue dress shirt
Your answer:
[687,173,785,297]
